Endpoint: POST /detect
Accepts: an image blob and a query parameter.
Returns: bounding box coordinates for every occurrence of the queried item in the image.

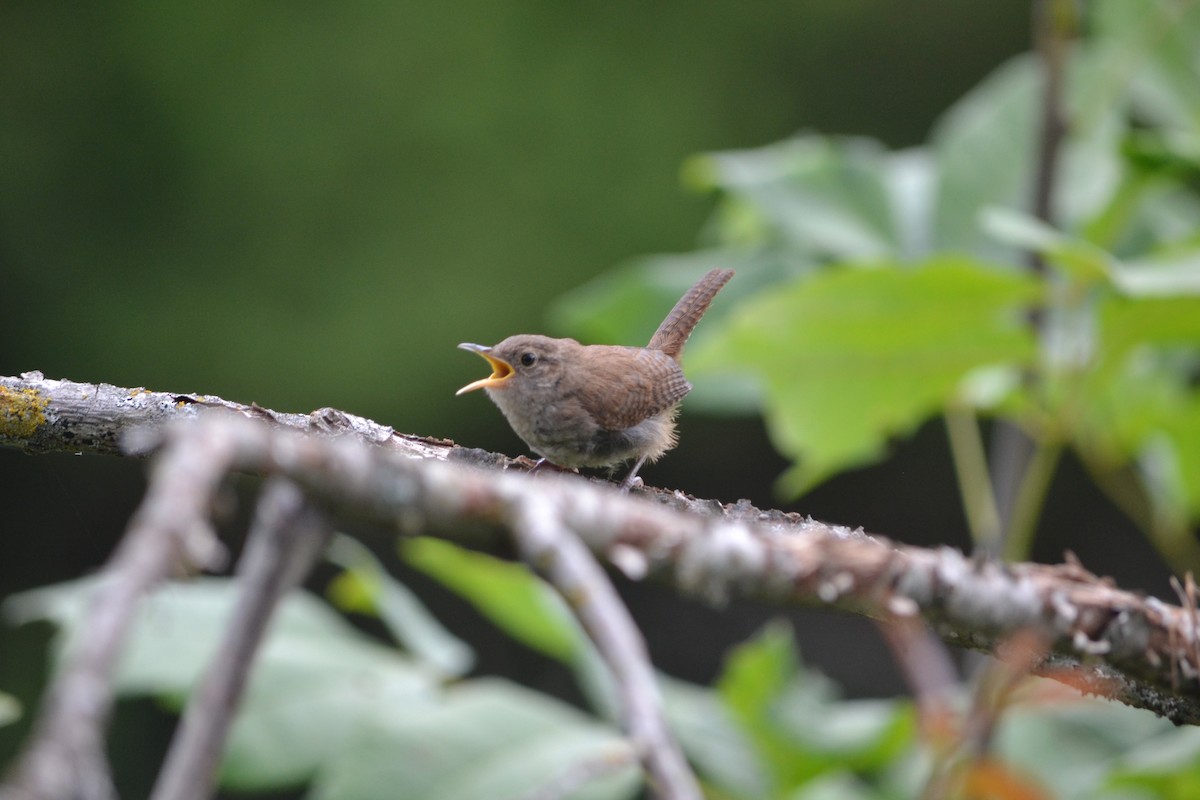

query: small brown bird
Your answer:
[457,268,734,488]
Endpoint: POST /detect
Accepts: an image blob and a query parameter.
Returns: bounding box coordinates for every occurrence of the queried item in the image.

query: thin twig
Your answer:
[963,631,1050,756]
[0,419,242,800]
[989,0,1077,560]
[875,616,959,739]
[1029,0,1072,244]
[1168,574,1200,686]
[922,631,1049,800]
[507,495,701,800]
[149,478,332,800]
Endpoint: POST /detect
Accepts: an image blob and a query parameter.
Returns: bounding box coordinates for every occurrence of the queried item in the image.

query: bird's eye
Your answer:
[520,352,537,367]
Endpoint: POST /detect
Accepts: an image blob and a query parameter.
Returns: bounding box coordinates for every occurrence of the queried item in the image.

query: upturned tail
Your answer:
[647,268,734,360]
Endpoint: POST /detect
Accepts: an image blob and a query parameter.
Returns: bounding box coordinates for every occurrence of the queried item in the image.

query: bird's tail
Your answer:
[647,268,734,360]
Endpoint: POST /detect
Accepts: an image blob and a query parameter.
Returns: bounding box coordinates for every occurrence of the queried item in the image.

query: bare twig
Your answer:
[1168,573,1200,688]
[1029,0,1072,240]
[876,617,959,739]
[508,495,700,799]
[0,416,243,800]
[963,632,1049,756]
[922,631,1050,800]
[987,0,1079,562]
[149,478,332,800]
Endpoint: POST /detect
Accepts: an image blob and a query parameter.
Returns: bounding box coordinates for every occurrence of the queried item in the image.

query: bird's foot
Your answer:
[619,475,645,494]
[618,456,649,493]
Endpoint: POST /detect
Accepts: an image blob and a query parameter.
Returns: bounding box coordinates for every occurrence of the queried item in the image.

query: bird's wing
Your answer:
[571,346,691,430]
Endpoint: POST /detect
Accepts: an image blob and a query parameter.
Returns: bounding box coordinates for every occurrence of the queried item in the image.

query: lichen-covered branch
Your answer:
[1,374,701,799]
[0,370,448,460]
[3,373,1200,734]
[1,407,247,800]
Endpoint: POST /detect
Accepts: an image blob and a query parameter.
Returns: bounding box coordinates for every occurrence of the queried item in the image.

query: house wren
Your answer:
[456,268,734,488]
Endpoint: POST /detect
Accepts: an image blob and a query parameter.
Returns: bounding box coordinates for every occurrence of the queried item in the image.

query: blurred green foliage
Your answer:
[6,2,1200,798]
[0,693,19,730]
[692,259,1041,496]
[0,2,1028,443]
[560,0,1200,569]
[10,548,1194,800]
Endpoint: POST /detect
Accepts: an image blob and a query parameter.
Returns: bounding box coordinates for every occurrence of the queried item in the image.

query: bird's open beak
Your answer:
[456,343,515,394]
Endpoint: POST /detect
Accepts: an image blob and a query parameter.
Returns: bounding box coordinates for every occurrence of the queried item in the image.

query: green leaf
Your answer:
[400,537,619,719]
[718,622,811,721]
[220,631,438,790]
[1113,250,1200,297]
[400,537,586,664]
[983,207,1200,297]
[659,675,768,798]
[309,679,638,800]
[1099,295,1200,358]
[780,698,915,774]
[981,206,1116,287]
[930,56,1039,259]
[1079,347,1200,529]
[690,257,1042,494]
[5,577,442,790]
[325,534,475,678]
[693,136,902,261]
[994,695,1178,800]
[789,772,881,800]
[717,621,817,791]
[6,577,635,798]
[713,621,915,796]
[1159,397,1200,521]
[932,50,1124,258]
[1109,726,1200,799]
[1094,0,1200,131]
[0,690,20,728]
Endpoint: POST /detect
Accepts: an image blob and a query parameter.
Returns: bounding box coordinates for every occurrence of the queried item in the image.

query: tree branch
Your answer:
[507,495,700,799]
[1,403,245,800]
[4,372,1200,800]
[0,370,452,461]
[148,479,332,800]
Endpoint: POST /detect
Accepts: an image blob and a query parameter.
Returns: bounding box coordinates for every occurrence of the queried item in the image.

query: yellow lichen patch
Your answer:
[0,386,50,438]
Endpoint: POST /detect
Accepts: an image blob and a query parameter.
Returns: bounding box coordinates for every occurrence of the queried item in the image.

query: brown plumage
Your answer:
[457,268,734,488]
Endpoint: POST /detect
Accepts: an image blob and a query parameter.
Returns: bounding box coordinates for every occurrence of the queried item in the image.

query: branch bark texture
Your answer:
[3,373,1200,800]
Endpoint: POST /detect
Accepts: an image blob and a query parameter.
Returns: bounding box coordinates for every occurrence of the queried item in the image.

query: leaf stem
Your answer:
[1002,441,1062,562]
[944,409,1003,553]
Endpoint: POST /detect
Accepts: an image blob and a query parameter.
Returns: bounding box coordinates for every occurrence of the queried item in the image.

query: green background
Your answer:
[1,2,1028,437]
[8,3,1174,795]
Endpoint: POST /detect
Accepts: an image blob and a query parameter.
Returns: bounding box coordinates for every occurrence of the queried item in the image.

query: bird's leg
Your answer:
[619,455,648,493]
